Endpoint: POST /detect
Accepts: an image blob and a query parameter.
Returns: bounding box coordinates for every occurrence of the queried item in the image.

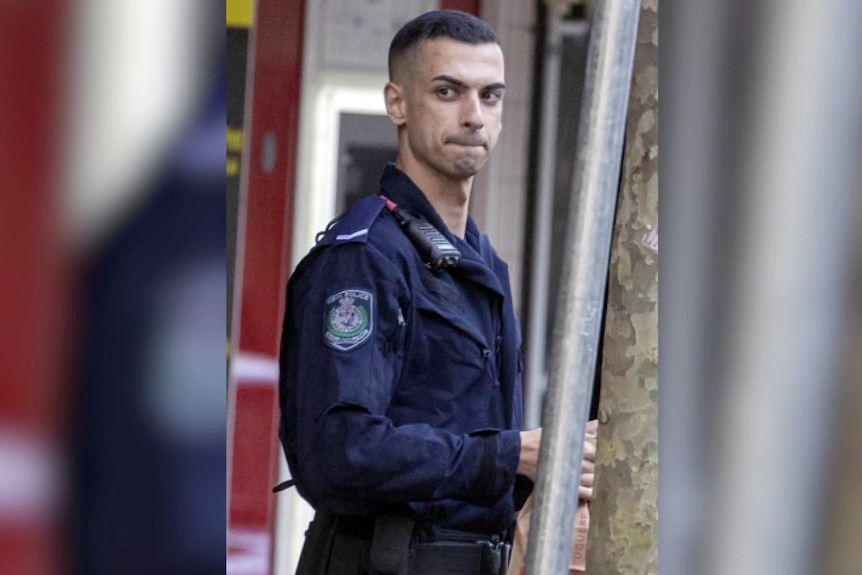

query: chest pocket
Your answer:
[392,270,501,428]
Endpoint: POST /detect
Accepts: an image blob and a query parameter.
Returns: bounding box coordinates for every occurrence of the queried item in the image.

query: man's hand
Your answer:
[517,428,542,481]
[579,420,598,501]
[518,421,597,500]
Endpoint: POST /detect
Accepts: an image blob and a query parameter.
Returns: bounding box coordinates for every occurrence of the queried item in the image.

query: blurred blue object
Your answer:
[72,65,226,575]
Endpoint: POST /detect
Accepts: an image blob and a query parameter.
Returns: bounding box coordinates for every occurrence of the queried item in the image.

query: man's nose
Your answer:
[461,93,485,130]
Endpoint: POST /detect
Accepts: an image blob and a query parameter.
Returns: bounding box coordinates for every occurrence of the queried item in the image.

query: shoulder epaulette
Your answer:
[315,195,386,248]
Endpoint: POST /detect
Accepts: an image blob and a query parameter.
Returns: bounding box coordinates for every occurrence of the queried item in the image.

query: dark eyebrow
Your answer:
[431,75,506,91]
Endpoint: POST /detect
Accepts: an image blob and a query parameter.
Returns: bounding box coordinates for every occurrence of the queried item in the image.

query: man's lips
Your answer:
[447,136,486,147]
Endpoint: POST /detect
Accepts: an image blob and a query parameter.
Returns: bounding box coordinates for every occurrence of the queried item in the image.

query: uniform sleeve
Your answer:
[281,243,521,512]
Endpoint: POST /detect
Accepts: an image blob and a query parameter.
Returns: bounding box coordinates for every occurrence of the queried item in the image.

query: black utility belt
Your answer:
[329,513,511,574]
[410,539,511,575]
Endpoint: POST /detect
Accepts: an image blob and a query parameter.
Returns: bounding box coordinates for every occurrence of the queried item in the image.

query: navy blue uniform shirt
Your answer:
[279,164,527,536]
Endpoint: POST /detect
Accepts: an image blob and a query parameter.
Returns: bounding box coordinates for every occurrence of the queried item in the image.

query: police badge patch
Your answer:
[324,289,374,351]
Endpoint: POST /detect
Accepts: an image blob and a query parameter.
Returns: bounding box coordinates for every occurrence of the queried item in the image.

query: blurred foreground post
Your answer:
[822,273,862,574]
[585,0,658,573]
[697,1,862,574]
[0,2,66,575]
[524,1,641,574]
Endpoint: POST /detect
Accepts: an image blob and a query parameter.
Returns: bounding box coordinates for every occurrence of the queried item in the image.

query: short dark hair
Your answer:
[388,10,499,80]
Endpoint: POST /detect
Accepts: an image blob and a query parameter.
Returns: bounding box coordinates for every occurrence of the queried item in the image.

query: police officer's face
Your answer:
[386,39,505,181]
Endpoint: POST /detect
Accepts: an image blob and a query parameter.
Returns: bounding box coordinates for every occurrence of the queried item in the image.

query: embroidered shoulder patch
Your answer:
[324,289,374,351]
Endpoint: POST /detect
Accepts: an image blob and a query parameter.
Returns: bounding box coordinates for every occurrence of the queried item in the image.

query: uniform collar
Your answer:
[379,163,484,250]
[379,163,453,240]
[379,163,505,297]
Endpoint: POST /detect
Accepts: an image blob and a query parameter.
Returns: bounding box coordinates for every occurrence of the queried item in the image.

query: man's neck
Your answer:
[395,161,472,239]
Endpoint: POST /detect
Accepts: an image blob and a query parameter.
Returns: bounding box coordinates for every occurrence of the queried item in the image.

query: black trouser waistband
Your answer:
[301,512,511,575]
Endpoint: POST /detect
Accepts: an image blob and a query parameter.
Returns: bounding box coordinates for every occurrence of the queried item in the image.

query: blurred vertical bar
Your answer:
[0,0,66,574]
[524,11,563,430]
[660,0,728,571]
[227,0,252,364]
[524,0,640,573]
[821,240,862,573]
[440,0,482,14]
[227,0,305,573]
[226,0,252,501]
[694,0,862,574]
[585,0,658,572]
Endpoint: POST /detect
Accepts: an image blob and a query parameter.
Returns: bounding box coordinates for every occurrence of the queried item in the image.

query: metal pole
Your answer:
[524,13,562,430]
[524,0,640,573]
[525,14,592,431]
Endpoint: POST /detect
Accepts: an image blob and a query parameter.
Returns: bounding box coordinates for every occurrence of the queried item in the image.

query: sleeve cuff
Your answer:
[468,429,521,504]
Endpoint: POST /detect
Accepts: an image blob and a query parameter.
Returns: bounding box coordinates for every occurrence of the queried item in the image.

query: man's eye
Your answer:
[482,91,503,103]
[437,87,455,98]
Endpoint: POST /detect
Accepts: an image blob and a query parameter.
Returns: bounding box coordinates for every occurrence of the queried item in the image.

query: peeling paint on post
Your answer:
[585,0,658,573]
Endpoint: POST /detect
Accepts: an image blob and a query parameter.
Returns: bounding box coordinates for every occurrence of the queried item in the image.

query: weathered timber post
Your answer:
[585,0,658,573]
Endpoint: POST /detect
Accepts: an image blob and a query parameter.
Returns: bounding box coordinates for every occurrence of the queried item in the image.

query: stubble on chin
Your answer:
[445,144,490,178]
[449,157,484,178]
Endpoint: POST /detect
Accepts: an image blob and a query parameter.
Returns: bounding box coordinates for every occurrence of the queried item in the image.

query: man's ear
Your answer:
[384,82,407,126]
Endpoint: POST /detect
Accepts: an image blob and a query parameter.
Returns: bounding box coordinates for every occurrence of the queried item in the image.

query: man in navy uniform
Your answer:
[279,10,593,575]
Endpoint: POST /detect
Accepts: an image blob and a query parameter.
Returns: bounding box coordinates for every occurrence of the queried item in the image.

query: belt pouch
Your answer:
[370,513,414,575]
[295,511,337,575]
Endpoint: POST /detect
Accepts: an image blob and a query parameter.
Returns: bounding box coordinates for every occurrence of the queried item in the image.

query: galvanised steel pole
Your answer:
[524,1,640,574]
